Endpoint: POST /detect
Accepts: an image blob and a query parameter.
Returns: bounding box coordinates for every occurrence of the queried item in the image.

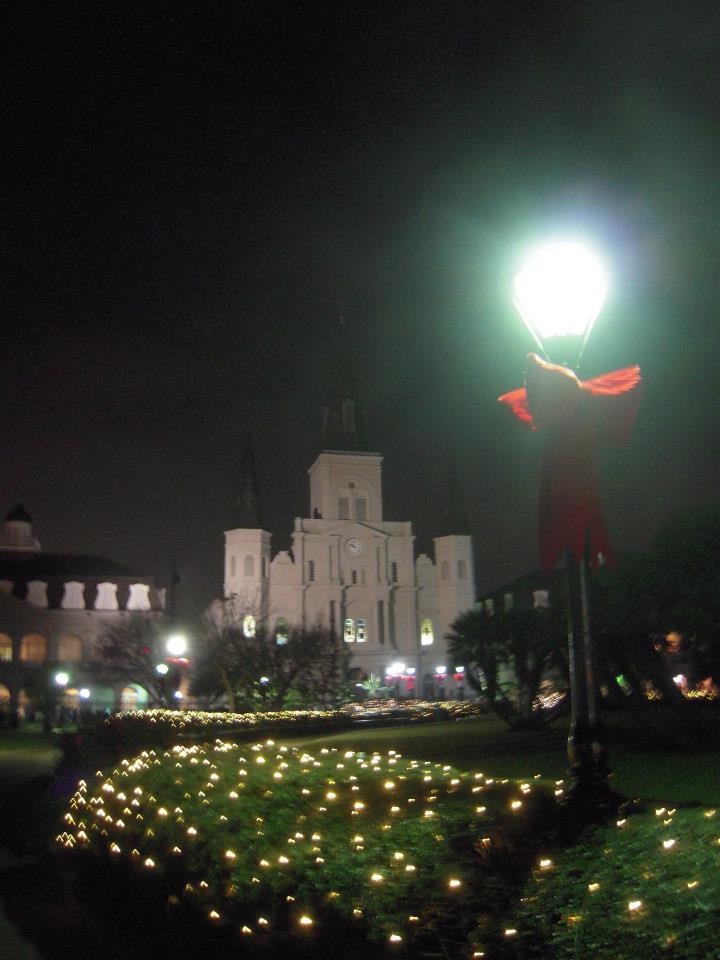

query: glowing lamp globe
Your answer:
[156,662,169,675]
[513,240,608,359]
[54,671,69,687]
[166,633,188,657]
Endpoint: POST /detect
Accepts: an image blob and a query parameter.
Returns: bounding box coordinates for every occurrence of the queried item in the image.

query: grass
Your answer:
[58,739,558,956]
[503,804,720,959]
[290,713,720,804]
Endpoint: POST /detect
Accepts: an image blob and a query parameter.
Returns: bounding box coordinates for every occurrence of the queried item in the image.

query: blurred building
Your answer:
[0,504,164,717]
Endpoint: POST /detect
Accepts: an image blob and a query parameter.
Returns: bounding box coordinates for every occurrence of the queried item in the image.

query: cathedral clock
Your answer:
[345,537,365,557]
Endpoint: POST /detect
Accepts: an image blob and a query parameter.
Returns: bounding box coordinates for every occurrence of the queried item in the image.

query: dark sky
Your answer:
[3,1,720,620]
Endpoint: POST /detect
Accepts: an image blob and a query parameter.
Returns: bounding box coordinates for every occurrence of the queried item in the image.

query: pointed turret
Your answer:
[233,438,263,529]
[319,310,369,451]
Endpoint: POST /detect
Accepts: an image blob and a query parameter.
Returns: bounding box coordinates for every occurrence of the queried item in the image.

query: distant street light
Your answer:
[79,688,91,700]
[54,671,69,687]
[156,663,169,675]
[502,237,642,809]
[166,633,188,657]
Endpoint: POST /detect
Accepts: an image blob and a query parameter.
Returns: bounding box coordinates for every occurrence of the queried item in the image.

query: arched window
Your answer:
[275,618,288,645]
[457,558,467,579]
[243,614,256,638]
[355,497,367,521]
[343,618,355,643]
[0,633,12,662]
[230,555,236,577]
[441,560,450,581]
[244,554,255,577]
[20,634,47,662]
[27,580,48,607]
[351,569,358,585]
[503,592,514,611]
[391,561,398,583]
[356,618,367,642]
[420,619,434,646]
[57,634,83,661]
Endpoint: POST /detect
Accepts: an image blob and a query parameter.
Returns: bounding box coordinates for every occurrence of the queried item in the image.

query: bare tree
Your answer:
[94,613,169,704]
[195,597,351,710]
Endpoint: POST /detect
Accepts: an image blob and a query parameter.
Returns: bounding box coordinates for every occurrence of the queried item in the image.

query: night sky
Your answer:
[3,1,720,619]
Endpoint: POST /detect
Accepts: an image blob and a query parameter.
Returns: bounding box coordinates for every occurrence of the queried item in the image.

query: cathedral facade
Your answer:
[223,402,475,698]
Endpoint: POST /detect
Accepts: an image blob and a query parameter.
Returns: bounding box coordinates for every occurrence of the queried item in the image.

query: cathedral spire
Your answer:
[233,437,264,528]
[319,308,369,451]
[435,453,470,536]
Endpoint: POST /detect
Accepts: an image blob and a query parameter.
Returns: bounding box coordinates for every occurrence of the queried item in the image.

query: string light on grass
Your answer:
[628,900,643,912]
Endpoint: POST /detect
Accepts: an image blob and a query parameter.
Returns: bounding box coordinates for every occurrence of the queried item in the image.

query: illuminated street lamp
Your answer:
[54,671,69,687]
[156,662,169,675]
[166,633,188,657]
[512,239,608,366]
[502,238,642,808]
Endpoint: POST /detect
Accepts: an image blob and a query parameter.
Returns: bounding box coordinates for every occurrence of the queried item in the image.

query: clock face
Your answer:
[345,537,365,558]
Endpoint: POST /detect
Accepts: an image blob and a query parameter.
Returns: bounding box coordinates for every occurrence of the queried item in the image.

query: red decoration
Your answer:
[499,354,642,570]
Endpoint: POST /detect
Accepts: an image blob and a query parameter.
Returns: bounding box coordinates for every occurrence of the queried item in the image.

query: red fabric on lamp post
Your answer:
[498,354,643,570]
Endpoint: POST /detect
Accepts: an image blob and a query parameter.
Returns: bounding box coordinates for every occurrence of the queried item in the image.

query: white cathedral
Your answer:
[223,399,475,699]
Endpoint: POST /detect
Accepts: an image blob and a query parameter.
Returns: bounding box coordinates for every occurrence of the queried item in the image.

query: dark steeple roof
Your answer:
[5,503,32,523]
[319,310,369,451]
[233,437,264,528]
[435,454,470,537]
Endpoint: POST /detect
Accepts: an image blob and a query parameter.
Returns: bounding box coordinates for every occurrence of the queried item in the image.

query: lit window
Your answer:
[356,498,367,521]
[420,619,434,646]
[243,615,256,638]
[441,560,449,581]
[244,555,255,577]
[533,589,550,609]
[20,634,47,662]
[339,498,350,520]
[484,598,494,615]
[275,618,288,645]
[308,560,315,582]
[57,635,83,661]
[344,618,356,643]
[357,618,367,642]
[504,592,514,611]
[0,633,12,662]
[457,558,467,580]
[391,561,398,583]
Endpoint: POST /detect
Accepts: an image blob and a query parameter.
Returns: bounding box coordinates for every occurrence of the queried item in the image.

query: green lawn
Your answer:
[289,713,720,805]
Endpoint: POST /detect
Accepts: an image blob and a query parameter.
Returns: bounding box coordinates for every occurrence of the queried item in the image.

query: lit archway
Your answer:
[0,633,12,662]
[57,634,84,661]
[120,684,149,711]
[20,634,47,662]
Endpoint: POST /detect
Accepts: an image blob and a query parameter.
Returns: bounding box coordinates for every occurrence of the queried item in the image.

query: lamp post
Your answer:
[511,239,612,806]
